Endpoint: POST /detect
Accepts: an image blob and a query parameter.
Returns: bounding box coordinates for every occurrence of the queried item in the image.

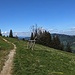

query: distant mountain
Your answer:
[52,33,75,44]
[52,33,75,52]
[18,36,30,40]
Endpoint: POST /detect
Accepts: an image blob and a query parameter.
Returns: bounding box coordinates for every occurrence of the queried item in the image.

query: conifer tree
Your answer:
[44,31,52,46]
[52,36,56,48]
[66,42,72,53]
[22,38,25,41]
[52,35,61,50]
[60,43,64,51]
[9,30,13,38]
[0,29,2,36]
[30,32,34,40]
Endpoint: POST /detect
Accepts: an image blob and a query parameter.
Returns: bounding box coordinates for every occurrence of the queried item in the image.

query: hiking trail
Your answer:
[0,38,16,75]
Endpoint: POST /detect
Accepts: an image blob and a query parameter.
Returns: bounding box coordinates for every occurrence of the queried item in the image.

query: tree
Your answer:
[66,42,72,53]
[52,35,56,48]
[36,28,43,44]
[0,29,2,36]
[9,30,13,38]
[36,30,52,47]
[60,43,64,51]
[52,35,63,50]
[43,31,52,46]
[30,32,34,40]
[22,38,25,41]
[34,24,38,38]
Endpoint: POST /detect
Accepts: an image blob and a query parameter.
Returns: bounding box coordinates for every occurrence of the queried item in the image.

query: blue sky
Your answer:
[0,0,75,36]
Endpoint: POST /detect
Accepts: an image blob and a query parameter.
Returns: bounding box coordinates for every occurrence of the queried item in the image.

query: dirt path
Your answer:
[0,38,16,75]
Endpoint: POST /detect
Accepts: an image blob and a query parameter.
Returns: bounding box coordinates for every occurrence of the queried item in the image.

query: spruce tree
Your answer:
[0,29,2,36]
[52,36,56,48]
[9,30,13,38]
[30,32,34,40]
[66,42,72,53]
[60,43,64,51]
[22,38,25,41]
[36,29,43,44]
[44,31,52,47]
[52,35,61,50]
[55,35,61,49]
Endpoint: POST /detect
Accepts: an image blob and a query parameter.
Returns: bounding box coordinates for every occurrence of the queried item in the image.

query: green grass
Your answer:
[0,36,14,72]
[5,37,75,75]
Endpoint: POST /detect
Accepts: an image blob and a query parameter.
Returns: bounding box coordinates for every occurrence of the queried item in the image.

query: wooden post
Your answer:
[27,40,36,50]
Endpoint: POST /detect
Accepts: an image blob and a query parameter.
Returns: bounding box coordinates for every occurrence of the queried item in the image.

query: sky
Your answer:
[0,0,75,36]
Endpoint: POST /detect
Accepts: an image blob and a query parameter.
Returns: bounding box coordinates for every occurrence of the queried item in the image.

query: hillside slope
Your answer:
[5,37,75,75]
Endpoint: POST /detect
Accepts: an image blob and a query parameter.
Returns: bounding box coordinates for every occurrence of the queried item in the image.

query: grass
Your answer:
[0,36,14,72]
[5,37,75,75]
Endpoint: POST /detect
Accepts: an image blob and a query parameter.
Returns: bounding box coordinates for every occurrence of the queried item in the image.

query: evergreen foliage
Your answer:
[52,35,61,50]
[0,29,2,36]
[66,42,72,53]
[30,32,34,40]
[36,30,52,47]
[22,38,25,41]
[9,30,13,38]
[60,43,64,51]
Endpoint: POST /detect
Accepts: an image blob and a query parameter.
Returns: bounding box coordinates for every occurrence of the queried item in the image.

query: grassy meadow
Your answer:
[0,36,14,71]
[5,37,75,75]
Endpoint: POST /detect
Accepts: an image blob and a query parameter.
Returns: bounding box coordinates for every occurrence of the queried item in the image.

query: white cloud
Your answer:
[48,27,75,35]
[58,27,75,35]
[48,29,54,31]
[2,31,9,36]
[70,27,75,31]
[2,32,31,37]
[48,29,59,33]
[2,32,3,34]
[13,32,31,37]
[5,31,7,34]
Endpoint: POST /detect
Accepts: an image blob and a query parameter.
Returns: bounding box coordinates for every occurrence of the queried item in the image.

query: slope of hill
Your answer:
[0,36,13,72]
[5,37,75,75]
